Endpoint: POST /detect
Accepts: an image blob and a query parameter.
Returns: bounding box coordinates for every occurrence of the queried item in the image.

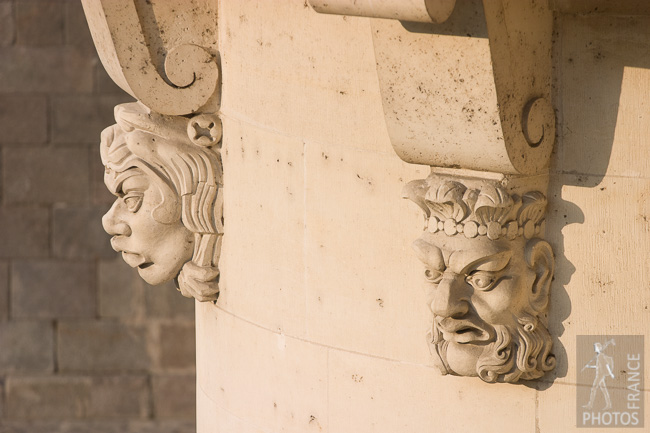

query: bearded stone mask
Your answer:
[404,174,556,383]
[100,103,223,302]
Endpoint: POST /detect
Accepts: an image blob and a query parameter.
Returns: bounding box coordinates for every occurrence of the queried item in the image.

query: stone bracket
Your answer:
[311,0,555,175]
[481,0,555,175]
[81,0,220,116]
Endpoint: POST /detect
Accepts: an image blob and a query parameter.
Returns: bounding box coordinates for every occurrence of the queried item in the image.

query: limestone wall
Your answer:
[541,11,650,431]
[197,2,650,432]
[0,1,196,431]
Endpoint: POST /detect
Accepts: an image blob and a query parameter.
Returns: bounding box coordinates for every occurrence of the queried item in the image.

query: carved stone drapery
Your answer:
[82,0,222,302]
[309,0,558,382]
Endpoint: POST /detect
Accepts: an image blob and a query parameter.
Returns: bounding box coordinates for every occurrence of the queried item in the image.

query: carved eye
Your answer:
[123,194,143,213]
[424,269,444,284]
[465,271,497,291]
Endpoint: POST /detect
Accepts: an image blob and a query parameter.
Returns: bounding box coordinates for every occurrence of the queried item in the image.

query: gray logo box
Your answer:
[577,335,644,428]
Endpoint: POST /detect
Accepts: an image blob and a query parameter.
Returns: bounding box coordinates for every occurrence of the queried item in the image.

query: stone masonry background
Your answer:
[0,1,197,432]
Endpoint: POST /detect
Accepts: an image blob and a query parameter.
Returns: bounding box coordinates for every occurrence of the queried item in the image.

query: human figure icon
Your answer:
[582,340,615,410]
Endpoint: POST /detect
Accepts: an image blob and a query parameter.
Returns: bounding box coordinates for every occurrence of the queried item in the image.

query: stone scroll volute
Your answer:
[81,0,220,116]
[82,0,223,302]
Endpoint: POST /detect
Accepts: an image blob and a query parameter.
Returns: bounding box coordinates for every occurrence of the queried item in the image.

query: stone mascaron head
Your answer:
[404,175,556,383]
[100,102,223,302]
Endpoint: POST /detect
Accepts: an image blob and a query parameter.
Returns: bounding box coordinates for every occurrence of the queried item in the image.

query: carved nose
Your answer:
[432,275,470,318]
[102,202,132,237]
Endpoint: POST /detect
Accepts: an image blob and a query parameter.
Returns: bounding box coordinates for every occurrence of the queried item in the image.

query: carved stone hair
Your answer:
[404,177,547,241]
[101,102,223,300]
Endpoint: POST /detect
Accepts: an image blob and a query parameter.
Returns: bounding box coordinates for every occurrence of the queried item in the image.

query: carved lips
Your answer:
[110,235,153,270]
[120,250,151,269]
[436,317,492,344]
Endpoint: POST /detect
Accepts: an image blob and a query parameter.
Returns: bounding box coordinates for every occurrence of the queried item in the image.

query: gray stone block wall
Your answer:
[0,1,197,431]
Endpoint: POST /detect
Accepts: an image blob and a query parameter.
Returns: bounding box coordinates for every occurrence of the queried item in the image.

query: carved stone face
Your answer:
[416,231,554,382]
[102,165,194,285]
[98,103,223,302]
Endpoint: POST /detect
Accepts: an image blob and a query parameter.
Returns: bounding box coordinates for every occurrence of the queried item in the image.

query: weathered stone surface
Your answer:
[309,0,453,22]
[152,374,196,419]
[0,321,54,373]
[89,376,151,419]
[81,0,219,115]
[0,208,50,259]
[196,304,328,432]
[5,375,150,420]
[158,323,196,371]
[219,0,390,155]
[0,46,95,93]
[557,14,650,179]
[0,95,47,144]
[198,388,265,433]
[51,95,129,144]
[217,121,307,336]
[0,2,14,47]
[53,206,114,259]
[328,349,536,433]
[11,260,95,319]
[0,262,8,320]
[3,147,89,204]
[98,257,145,319]
[15,1,64,46]
[57,321,151,372]
[0,421,196,433]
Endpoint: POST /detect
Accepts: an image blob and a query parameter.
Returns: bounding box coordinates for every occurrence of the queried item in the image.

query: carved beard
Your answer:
[429,314,556,383]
